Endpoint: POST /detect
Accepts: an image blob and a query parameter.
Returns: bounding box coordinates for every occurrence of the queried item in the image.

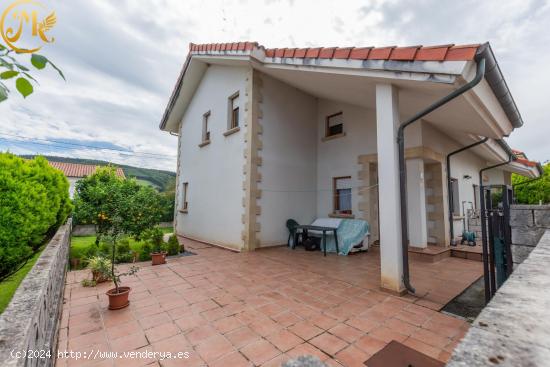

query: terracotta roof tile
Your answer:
[187,41,482,62]
[368,46,395,60]
[349,47,372,60]
[390,46,421,61]
[333,47,353,59]
[48,161,125,179]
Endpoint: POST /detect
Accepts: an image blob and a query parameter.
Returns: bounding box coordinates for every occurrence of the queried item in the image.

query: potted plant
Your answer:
[88,256,111,283]
[144,227,166,265]
[166,234,181,256]
[105,232,139,310]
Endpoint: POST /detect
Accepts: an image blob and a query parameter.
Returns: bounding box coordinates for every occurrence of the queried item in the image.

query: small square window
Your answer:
[202,111,210,143]
[228,92,239,129]
[326,112,343,137]
[333,176,352,215]
[182,182,189,212]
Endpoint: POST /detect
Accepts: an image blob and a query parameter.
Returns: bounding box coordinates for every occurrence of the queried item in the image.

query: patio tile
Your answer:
[411,327,452,349]
[102,309,135,328]
[240,339,281,366]
[173,314,205,332]
[110,332,149,352]
[152,334,190,354]
[309,313,340,330]
[106,320,142,340]
[286,343,329,361]
[211,316,241,334]
[138,312,172,330]
[328,323,364,343]
[209,351,251,367]
[345,317,379,333]
[402,337,442,360]
[383,317,419,336]
[272,310,302,328]
[145,322,181,343]
[266,329,304,352]
[309,332,348,356]
[249,318,283,337]
[225,326,261,348]
[335,344,371,367]
[194,334,234,363]
[68,320,103,338]
[185,324,219,346]
[114,346,156,367]
[288,321,324,341]
[68,330,106,349]
[369,326,408,343]
[261,353,290,367]
[353,335,386,355]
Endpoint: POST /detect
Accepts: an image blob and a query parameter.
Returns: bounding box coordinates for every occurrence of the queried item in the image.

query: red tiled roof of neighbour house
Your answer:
[188,42,481,62]
[48,161,125,178]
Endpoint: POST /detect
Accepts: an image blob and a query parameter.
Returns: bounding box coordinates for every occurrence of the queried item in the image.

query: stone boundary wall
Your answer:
[0,219,72,367]
[447,229,550,366]
[510,204,550,266]
[72,221,173,236]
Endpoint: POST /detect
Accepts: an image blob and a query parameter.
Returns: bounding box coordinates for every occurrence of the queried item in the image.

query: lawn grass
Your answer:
[0,248,43,314]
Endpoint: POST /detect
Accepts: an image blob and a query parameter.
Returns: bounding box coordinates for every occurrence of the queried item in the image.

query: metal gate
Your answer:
[480,185,514,302]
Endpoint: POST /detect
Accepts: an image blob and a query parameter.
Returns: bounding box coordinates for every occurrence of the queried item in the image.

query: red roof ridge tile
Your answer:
[187,41,482,62]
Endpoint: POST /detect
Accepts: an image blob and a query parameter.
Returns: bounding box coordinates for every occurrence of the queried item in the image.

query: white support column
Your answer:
[375,83,405,294]
[407,158,428,248]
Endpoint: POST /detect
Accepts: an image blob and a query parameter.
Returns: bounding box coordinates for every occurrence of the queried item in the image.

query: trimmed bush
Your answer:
[166,234,180,256]
[139,243,152,261]
[0,154,72,278]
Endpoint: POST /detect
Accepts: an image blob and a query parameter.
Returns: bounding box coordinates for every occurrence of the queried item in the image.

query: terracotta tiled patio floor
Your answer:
[57,239,482,367]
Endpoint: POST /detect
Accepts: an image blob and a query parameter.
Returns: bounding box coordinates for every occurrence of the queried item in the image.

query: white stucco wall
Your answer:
[258,74,318,246]
[316,99,377,218]
[68,177,79,199]
[175,65,247,247]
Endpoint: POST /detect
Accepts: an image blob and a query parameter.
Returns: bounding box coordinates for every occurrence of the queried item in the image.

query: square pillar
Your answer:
[407,158,428,248]
[375,83,405,294]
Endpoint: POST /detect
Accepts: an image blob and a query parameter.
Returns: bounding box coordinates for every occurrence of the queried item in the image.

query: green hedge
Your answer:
[0,153,72,278]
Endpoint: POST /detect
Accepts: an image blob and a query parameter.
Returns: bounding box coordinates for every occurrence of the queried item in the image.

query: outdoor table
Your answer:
[294,224,339,256]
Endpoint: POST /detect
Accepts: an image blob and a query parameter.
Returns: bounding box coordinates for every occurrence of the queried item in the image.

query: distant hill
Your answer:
[20,155,176,192]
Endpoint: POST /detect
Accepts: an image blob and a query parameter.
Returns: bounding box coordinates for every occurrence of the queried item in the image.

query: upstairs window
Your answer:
[325,112,343,137]
[228,92,239,130]
[202,111,210,143]
[333,176,352,215]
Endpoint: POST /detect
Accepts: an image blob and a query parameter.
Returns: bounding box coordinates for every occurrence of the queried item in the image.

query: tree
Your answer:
[73,167,165,242]
[0,43,64,102]
[512,163,550,204]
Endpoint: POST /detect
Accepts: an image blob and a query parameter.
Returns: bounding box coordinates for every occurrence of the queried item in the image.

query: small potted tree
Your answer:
[144,227,166,265]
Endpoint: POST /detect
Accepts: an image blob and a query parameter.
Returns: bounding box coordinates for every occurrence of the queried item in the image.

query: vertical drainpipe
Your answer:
[397,58,486,294]
[446,137,489,245]
[479,144,514,303]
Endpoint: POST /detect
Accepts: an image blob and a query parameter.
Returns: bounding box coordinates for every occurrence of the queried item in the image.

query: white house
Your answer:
[159,41,541,294]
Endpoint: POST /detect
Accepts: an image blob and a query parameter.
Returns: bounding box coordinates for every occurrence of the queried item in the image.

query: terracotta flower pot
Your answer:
[106,286,131,310]
[92,270,109,283]
[151,252,166,266]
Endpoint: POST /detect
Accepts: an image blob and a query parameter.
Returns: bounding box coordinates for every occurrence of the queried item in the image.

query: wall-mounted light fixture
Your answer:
[463,174,472,180]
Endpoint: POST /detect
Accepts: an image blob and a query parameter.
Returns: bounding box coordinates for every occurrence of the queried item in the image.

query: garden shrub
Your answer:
[0,153,72,278]
[115,238,133,263]
[139,243,152,261]
[166,234,180,256]
[512,163,549,204]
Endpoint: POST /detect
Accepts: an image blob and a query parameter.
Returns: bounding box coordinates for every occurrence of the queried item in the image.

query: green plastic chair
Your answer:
[286,219,300,248]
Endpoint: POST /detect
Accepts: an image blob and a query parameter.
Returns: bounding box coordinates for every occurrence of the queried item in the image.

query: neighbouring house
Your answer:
[48,161,125,198]
[159,41,541,294]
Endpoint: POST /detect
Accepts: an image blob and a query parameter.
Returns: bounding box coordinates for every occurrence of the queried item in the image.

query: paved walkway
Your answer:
[57,239,482,367]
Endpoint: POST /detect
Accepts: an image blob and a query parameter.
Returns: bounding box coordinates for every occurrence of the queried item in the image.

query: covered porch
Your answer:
[58,238,482,367]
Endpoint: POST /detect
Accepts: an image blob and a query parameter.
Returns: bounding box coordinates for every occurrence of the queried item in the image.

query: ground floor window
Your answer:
[333,176,352,214]
[182,182,189,212]
[450,178,460,215]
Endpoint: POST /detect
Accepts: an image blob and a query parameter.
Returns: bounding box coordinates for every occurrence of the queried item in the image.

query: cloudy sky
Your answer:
[1,0,549,170]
